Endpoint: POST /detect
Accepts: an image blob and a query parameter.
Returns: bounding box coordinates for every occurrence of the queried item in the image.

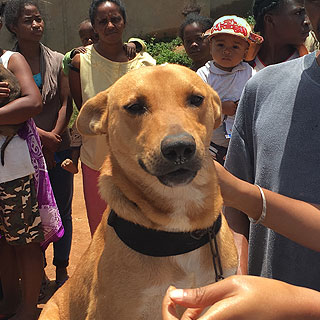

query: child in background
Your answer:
[179,13,213,71]
[78,18,99,47]
[197,16,263,164]
[60,19,98,174]
[61,19,146,174]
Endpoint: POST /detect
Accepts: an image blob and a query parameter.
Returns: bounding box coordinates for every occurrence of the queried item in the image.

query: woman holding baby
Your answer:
[0,2,44,319]
[69,0,155,236]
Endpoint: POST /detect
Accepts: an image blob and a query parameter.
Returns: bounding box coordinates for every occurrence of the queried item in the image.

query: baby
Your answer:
[197,15,263,164]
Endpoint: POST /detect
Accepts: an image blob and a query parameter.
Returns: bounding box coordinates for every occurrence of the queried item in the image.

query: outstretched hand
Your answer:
[38,130,62,153]
[162,275,311,320]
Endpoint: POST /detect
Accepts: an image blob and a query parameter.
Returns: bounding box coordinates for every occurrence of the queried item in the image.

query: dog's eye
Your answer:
[124,103,147,115]
[189,95,204,107]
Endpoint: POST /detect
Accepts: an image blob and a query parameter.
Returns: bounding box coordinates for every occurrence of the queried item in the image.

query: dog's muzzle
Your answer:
[139,133,201,187]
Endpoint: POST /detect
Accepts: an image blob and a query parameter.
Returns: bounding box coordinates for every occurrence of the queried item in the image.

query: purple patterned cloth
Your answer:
[19,119,64,250]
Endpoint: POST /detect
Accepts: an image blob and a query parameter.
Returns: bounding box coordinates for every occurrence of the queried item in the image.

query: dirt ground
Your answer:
[37,170,92,315]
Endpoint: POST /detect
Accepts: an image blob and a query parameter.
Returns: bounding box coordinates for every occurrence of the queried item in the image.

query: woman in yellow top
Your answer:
[69,0,155,236]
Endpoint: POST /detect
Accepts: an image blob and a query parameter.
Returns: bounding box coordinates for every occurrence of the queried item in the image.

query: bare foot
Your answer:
[61,158,78,174]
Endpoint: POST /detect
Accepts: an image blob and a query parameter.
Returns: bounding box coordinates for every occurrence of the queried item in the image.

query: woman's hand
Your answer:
[38,129,62,153]
[0,82,10,103]
[162,276,320,320]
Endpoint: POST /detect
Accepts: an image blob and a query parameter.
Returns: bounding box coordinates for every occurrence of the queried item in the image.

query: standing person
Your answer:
[196,16,262,164]
[224,0,320,292]
[251,0,310,71]
[0,3,44,319]
[4,0,73,288]
[162,163,320,318]
[162,0,320,316]
[61,18,144,174]
[179,13,213,71]
[162,275,320,320]
[69,0,155,236]
[78,18,99,47]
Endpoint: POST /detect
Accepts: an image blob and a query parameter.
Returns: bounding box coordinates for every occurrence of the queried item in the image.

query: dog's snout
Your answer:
[161,134,196,164]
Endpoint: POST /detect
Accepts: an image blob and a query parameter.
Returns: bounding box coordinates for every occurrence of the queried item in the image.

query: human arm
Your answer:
[68,54,82,110]
[128,38,146,52]
[53,70,73,136]
[0,52,42,125]
[38,69,72,150]
[38,69,72,168]
[216,161,320,252]
[62,47,87,76]
[124,42,136,60]
[223,127,252,274]
[124,38,147,60]
[221,100,237,116]
[224,207,249,274]
[223,87,255,274]
[162,275,320,320]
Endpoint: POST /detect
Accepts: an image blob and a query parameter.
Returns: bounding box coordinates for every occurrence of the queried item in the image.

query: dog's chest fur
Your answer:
[165,186,205,231]
[136,248,235,320]
[136,248,211,319]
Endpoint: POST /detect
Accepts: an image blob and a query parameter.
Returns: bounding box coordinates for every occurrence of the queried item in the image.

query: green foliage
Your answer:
[145,37,192,67]
[69,103,79,128]
[246,15,256,28]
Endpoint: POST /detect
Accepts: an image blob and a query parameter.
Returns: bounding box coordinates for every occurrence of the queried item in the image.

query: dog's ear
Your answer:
[76,90,109,136]
[208,87,222,129]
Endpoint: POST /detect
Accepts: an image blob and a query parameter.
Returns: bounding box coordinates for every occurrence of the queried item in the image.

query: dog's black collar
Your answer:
[107,209,222,257]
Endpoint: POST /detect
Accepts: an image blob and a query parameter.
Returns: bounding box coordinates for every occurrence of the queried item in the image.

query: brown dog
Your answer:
[40,64,237,320]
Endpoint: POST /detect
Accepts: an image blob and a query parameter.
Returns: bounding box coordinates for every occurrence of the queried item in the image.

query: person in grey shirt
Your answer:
[224,1,320,291]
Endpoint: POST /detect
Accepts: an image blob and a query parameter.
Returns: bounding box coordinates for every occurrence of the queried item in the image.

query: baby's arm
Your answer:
[62,47,87,76]
[222,101,237,116]
[124,38,147,59]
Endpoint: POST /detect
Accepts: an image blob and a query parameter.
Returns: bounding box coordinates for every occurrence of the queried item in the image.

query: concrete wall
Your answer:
[1,0,252,54]
[210,0,253,20]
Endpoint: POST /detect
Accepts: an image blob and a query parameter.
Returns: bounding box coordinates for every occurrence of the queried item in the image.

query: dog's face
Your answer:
[77,64,221,188]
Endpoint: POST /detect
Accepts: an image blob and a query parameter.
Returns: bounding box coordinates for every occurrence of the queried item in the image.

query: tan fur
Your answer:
[40,64,237,320]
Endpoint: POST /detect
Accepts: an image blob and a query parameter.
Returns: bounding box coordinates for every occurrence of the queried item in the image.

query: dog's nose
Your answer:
[161,134,196,164]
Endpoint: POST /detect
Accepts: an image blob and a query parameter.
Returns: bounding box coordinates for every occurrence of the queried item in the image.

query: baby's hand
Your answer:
[70,47,87,59]
[0,82,10,103]
[74,46,87,55]
[124,42,136,60]
[222,101,237,116]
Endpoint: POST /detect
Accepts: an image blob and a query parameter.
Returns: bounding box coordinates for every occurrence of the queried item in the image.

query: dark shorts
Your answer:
[0,174,44,245]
